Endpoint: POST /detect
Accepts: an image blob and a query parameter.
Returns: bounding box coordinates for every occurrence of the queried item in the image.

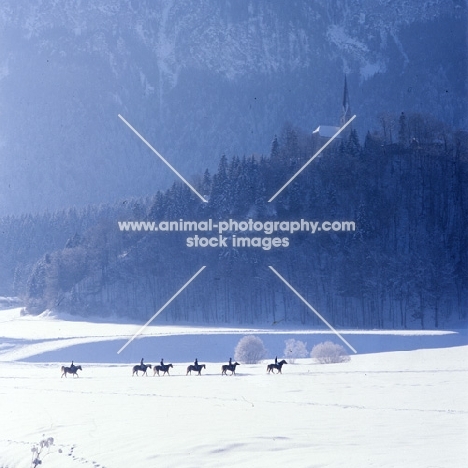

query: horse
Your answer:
[221,362,240,375]
[267,359,288,374]
[153,363,173,376]
[132,363,152,376]
[186,364,206,375]
[61,365,82,378]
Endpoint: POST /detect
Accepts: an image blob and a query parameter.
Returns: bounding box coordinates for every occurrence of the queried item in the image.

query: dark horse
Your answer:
[221,362,240,375]
[132,363,152,376]
[267,359,288,374]
[186,364,206,375]
[61,365,82,378]
[153,363,173,376]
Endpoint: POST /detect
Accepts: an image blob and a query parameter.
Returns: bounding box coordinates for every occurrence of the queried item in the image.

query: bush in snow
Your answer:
[31,436,55,467]
[234,335,267,364]
[310,341,350,364]
[283,338,308,363]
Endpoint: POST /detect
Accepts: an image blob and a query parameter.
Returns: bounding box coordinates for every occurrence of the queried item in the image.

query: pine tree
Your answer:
[210,154,230,217]
[201,169,212,199]
[398,112,408,147]
[270,135,280,161]
[346,129,361,156]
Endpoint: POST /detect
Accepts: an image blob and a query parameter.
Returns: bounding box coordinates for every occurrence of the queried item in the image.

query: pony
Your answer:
[132,363,152,376]
[153,363,173,376]
[186,364,206,375]
[61,365,82,378]
[221,362,240,375]
[266,359,288,374]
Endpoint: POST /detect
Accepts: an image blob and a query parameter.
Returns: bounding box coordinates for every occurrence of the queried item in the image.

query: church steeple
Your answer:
[340,75,352,127]
[312,75,353,141]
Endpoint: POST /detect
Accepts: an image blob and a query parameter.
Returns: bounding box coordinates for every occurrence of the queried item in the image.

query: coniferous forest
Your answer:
[1,113,467,329]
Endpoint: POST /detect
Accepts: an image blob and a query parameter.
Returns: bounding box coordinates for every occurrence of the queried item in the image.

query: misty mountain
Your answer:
[0,0,465,215]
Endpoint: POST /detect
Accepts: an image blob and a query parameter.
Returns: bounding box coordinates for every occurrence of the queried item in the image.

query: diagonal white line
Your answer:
[118,114,208,203]
[268,266,357,354]
[117,266,206,354]
[268,115,356,203]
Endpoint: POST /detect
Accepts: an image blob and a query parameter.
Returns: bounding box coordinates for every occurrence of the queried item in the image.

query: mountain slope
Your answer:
[0,0,465,214]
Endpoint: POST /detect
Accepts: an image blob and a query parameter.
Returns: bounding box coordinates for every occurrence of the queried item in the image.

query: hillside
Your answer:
[0,0,465,214]
[17,123,468,329]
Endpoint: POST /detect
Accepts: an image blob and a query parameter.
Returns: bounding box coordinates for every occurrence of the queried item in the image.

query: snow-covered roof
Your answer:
[312,125,342,138]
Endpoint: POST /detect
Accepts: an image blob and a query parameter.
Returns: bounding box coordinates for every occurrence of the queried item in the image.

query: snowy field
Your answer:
[0,308,467,467]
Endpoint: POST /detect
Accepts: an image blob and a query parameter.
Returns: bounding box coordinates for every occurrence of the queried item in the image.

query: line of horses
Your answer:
[61,359,288,378]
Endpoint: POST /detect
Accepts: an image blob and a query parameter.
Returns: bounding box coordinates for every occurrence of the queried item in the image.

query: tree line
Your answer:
[1,112,466,328]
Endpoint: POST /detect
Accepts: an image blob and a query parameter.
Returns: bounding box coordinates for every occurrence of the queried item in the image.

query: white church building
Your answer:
[313,76,352,140]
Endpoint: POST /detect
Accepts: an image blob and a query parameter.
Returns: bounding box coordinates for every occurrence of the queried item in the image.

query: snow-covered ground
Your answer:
[0,308,467,467]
